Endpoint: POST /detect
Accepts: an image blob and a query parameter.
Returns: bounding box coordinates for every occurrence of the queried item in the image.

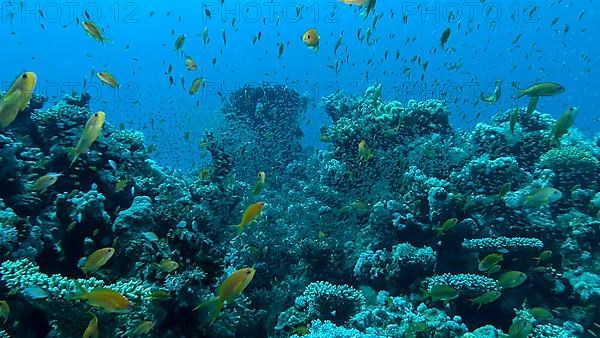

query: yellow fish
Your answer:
[528,307,553,320]
[509,108,519,133]
[358,140,374,161]
[82,21,110,43]
[361,0,377,18]
[252,171,266,195]
[435,217,458,236]
[185,56,198,71]
[31,172,62,193]
[69,111,105,167]
[71,286,130,313]
[302,28,320,52]
[423,284,459,302]
[470,291,501,310]
[0,72,37,128]
[523,187,562,208]
[96,72,120,88]
[0,300,8,324]
[497,271,527,289]
[233,202,265,233]
[198,167,210,179]
[115,179,128,193]
[174,34,186,52]
[481,80,502,104]
[146,290,170,300]
[157,259,179,273]
[189,78,205,95]
[478,253,503,272]
[517,82,565,98]
[550,107,578,146]
[82,312,99,338]
[128,320,154,337]
[195,268,255,324]
[339,0,365,5]
[81,247,115,274]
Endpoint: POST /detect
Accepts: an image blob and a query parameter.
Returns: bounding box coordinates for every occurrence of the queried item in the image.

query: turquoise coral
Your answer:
[425,273,498,297]
[462,237,544,251]
[296,281,365,325]
[0,83,598,337]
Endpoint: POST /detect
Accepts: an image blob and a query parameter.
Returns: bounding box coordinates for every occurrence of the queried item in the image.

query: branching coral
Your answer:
[462,237,544,252]
[538,145,600,191]
[278,281,365,329]
[354,243,437,291]
[424,273,498,297]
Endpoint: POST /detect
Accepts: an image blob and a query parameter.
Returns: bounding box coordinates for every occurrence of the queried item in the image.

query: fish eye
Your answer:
[94,113,99,117]
[22,74,28,79]
[245,269,252,274]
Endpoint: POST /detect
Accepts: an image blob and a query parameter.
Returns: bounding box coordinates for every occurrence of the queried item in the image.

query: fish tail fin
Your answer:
[194,296,223,325]
[418,287,430,300]
[25,181,35,192]
[67,148,79,167]
[227,223,243,234]
[66,281,88,300]
[468,299,483,310]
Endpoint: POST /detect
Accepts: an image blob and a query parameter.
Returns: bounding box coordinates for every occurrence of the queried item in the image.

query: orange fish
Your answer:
[195,268,255,324]
[81,21,109,43]
[233,202,265,233]
[302,28,320,52]
[81,247,115,274]
[71,287,130,313]
[96,72,119,88]
[185,56,198,71]
[189,77,205,95]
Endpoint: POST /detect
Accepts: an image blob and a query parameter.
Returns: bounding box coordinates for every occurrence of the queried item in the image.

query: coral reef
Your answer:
[0,84,599,337]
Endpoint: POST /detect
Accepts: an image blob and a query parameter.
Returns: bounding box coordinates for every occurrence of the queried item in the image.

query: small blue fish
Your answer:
[23,286,50,299]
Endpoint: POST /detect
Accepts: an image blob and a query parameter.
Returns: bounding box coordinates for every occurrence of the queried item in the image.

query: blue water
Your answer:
[2,1,597,168]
